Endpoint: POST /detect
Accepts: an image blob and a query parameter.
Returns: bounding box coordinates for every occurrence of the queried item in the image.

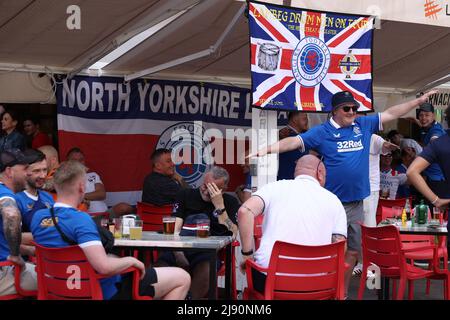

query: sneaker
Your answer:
[352,263,363,276]
[366,269,376,279]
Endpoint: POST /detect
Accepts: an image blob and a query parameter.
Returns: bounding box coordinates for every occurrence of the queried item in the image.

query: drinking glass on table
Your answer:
[196,219,210,238]
[432,207,444,225]
[129,220,143,240]
[113,218,122,238]
[163,216,176,235]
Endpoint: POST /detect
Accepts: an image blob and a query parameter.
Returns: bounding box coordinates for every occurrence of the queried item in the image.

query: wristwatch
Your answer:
[212,208,226,218]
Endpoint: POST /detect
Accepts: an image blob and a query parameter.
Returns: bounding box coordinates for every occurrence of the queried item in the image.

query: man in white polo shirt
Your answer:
[238,155,347,294]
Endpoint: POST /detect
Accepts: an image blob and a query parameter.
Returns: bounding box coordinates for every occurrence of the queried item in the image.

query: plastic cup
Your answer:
[433,207,444,225]
[113,218,122,239]
[163,216,176,234]
[196,219,210,238]
[129,220,143,240]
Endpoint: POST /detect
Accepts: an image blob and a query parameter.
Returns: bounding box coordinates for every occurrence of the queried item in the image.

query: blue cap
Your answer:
[331,91,360,110]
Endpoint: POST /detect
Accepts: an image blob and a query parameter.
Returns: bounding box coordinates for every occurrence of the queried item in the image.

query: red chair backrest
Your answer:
[380,206,434,245]
[34,244,104,300]
[264,240,346,300]
[376,198,412,224]
[0,261,36,300]
[254,214,264,251]
[136,202,173,232]
[380,206,401,221]
[360,225,406,278]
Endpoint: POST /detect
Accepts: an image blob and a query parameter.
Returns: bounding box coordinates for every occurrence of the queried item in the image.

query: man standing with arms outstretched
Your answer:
[250,89,437,297]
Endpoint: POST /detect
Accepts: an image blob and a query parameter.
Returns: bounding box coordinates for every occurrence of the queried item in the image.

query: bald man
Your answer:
[38,146,59,175]
[238,155,347,294]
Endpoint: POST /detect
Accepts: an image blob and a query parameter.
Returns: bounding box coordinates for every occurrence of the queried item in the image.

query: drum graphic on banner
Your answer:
[258,43,280,71]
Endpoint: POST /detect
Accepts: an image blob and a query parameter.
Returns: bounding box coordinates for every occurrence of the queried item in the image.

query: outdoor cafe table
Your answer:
[114,231,233,300]
[376,222,448,299]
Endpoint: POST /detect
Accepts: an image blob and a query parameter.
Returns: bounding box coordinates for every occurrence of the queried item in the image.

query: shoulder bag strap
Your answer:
[50,206,77,246]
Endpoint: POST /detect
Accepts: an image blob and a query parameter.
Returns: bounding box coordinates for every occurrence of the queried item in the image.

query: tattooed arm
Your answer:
[332,234,347,252]
[1,197,23,260]
[218,212,238,239]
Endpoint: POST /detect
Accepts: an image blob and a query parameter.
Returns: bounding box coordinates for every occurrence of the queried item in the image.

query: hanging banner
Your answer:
[249,0,374,112]
[56,76,258,206]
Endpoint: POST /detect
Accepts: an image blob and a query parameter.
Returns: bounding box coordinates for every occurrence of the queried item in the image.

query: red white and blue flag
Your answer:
[56,76,256,206]
[249,1,374,112]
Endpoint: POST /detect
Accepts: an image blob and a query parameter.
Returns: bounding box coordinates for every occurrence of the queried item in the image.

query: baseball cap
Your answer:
[418,102,434,114]
[0,149,34,172]
[331,91,360,110]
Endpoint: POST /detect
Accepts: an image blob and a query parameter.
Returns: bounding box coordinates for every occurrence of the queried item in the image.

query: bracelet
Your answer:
[431,196,439,205]
[241,249,254,256]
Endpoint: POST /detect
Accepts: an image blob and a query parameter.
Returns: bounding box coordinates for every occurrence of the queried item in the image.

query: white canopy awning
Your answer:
[0,0,449,103]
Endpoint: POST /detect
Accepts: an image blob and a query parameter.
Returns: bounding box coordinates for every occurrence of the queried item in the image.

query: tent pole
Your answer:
[125,4,246,81]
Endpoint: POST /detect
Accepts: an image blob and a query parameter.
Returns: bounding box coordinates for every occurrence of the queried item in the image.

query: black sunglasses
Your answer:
[341,106,358,113]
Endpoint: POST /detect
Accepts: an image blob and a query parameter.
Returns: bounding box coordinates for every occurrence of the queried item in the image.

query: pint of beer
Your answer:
[163,216,176,234]
[196,219,210,238]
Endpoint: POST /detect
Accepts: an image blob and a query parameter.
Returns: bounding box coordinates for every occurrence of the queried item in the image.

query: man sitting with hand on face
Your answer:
[158,166,239,299]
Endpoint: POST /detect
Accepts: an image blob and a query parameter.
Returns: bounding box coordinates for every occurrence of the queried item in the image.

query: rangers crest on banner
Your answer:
[249,1,374,112]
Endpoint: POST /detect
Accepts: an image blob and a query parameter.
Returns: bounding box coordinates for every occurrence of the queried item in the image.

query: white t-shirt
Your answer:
[380,169,408,200]
[368,134,386,192]
[85,172,108,213]
[253,175,347,268]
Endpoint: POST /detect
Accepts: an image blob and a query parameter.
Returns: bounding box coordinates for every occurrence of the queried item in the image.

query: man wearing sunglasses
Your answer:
[251,89,437,297]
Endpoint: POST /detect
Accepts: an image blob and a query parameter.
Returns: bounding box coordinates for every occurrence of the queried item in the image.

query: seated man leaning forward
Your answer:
[158,166,239,299]
[238,155,347,294]
[142,148,188,206]
[31,160,190,300]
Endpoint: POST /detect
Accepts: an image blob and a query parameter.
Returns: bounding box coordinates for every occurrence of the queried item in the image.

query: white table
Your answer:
[114,232,233,300]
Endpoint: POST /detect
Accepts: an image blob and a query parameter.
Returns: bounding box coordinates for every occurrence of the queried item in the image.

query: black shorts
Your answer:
[111,267,158,300]
[158,250,222,271]
[251,268,266,294]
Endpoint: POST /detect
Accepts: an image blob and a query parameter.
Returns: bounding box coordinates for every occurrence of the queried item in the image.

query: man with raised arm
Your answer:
[251,89,437,297]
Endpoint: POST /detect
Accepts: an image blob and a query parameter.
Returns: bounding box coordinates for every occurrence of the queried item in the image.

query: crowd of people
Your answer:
[0,91,449,300]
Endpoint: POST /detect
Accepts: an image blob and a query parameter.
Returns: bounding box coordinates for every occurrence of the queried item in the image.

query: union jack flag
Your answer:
[249,1,374,112]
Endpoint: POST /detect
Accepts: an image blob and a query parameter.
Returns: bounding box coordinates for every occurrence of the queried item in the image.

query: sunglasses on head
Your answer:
[341,106,358,113]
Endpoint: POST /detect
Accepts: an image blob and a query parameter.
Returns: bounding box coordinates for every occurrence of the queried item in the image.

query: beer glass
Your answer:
[113,218,122,239]
[432,207,443,225]
[163,216,176,235]
[129,220,143,240]
[196,219,210,238]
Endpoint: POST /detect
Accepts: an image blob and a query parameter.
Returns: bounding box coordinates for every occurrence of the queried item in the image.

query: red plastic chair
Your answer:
[358,225,449,300]
[34,243,151,300]
[136,202,173,232]
[243,240,346,300]
[254,214,264,251]
[217,240,239,299]
[0,261,37,300]
[376,198,412,224]
[135,202,173,265]
[88,212,109,219]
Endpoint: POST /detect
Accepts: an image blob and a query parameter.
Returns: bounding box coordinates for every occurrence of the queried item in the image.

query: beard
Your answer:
[13,179,26,193]
[26,178,44,190]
